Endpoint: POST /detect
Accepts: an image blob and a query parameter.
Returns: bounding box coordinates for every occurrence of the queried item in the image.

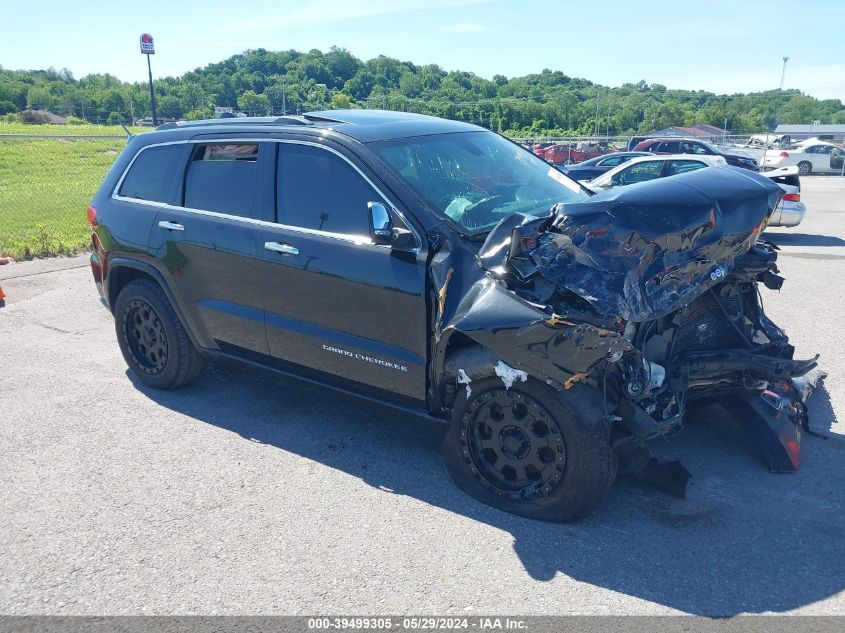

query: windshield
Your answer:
[699,140,722,154]
[370,131,589,233]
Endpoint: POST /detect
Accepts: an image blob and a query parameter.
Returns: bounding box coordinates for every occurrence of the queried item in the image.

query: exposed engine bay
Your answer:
[436,166,825,496]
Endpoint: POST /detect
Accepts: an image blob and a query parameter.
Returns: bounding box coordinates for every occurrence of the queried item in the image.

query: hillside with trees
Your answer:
[2,47,843,135]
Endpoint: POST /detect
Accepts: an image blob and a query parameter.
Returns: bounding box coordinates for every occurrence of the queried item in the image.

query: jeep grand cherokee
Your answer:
[89,110,822,521]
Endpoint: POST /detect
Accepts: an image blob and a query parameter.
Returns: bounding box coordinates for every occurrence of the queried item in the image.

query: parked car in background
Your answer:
[626,136,649,151]
[633,137,759,171]
[586,154,726,191]
[566,141,608,164]
[558,151,651,181]
[763,166,806,227]
[760,137,845,175]
[588,155,805,227]
[531,142,554,159]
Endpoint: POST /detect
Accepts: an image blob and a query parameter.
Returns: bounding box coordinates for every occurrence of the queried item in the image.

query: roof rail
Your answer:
[155,116,313,131]
[302,113,348,124]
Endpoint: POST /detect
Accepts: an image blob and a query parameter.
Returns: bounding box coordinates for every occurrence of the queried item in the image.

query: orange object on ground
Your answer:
[0,286,5,301]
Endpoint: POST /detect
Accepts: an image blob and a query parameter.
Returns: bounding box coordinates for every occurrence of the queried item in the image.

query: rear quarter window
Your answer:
[118,144,185,203]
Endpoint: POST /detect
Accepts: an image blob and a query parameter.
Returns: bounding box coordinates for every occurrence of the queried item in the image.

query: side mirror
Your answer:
[368,201,414,249]
[368,201,392,243]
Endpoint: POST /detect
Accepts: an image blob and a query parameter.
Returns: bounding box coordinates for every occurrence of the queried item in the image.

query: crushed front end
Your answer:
[470,166,824,492]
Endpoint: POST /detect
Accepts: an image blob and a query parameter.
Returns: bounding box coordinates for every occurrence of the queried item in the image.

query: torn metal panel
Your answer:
[438,277,632,390]
[479,166,784,323]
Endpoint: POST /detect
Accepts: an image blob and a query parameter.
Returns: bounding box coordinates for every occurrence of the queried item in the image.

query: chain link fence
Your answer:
[2,129,843,260]
[0,134,130,259]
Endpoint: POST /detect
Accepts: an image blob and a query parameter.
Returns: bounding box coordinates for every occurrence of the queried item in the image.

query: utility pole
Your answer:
[594,89,601,137]
[140,34,157,126]
[282,79,286,115]
[779,56,789,91]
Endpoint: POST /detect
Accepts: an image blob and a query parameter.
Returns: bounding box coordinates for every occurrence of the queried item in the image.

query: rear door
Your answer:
[147,140,271,355]
[254,140,428,402]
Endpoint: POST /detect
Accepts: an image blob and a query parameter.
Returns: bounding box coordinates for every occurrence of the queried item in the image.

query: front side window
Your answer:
[277,144,376,236]
[657,141,680,153]
[680,141,707,154]
[119,144,185,203]
[371,131,587,233]
[184,143,259,217]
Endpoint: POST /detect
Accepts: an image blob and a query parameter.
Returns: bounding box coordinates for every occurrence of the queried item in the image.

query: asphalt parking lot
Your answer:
[1,177,844,616]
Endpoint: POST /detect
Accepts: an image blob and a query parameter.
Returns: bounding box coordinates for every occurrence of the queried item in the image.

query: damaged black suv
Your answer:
[89,110,823,521]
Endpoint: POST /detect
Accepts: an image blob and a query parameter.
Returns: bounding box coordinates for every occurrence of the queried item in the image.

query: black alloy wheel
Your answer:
[123,298,168,374]
[463,389,565,499]
[114,277,205,389]
[443,376,616,522]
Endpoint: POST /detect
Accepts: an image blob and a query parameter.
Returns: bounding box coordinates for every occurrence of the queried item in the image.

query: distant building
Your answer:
[774,124,845,143]
[648,124,728,139]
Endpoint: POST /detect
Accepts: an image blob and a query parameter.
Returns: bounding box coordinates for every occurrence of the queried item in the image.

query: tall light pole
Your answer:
[763,56,789,168]
[140,34,157,126]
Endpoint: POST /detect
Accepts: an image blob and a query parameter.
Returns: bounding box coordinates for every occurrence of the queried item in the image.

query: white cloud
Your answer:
[439,22,487,32]
[228,0,491,33]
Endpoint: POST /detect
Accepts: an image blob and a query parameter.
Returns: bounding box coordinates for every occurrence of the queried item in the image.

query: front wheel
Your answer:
[797,161,812,176]
[114,278,205,389]
[443,377,616,522]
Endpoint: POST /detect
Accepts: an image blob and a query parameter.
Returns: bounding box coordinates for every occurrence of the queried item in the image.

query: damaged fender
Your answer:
[436,276,631,405]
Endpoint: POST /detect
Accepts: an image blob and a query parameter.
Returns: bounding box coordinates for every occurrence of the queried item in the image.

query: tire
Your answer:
[443,376,616,522]
[114,277,205,389]
[797,161,812,176]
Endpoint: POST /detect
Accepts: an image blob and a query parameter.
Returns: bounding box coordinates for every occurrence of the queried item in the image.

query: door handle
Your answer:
[158,221,184,231]
[264,241,299,256]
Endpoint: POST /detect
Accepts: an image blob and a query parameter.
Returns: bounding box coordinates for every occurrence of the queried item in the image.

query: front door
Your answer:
[254,141,428,402]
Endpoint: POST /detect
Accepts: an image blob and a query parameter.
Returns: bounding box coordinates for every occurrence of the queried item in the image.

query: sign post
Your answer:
[140,33,157,126]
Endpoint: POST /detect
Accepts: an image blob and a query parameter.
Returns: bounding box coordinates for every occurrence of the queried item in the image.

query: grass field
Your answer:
[0,121,146,136]
[0,135,129,259]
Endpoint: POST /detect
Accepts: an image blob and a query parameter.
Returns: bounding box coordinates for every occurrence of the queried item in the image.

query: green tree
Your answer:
[237,90,270,115]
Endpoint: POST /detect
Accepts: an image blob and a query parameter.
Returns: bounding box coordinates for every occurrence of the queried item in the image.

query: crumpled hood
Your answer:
[479,166,784,322]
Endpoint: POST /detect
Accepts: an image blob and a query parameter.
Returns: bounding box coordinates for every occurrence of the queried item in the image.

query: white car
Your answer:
[586,154,727,191]
[586,155,806,228]
[760,137,845,175]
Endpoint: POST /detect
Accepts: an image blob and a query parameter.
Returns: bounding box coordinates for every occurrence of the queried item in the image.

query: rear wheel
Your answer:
[114,278,205,389]
[797,161,812,176]
[443,377,615,522]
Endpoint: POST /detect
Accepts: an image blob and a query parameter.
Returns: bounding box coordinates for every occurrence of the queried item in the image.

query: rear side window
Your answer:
[119,144,184,203]
[277,144,378,236]
[657,141,680,153]
[184,143,259,217]
[598,155,627,167]
[667,159,707,175]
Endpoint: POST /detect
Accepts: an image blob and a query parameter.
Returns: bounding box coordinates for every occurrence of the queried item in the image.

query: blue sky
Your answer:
[1,0,843,100]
